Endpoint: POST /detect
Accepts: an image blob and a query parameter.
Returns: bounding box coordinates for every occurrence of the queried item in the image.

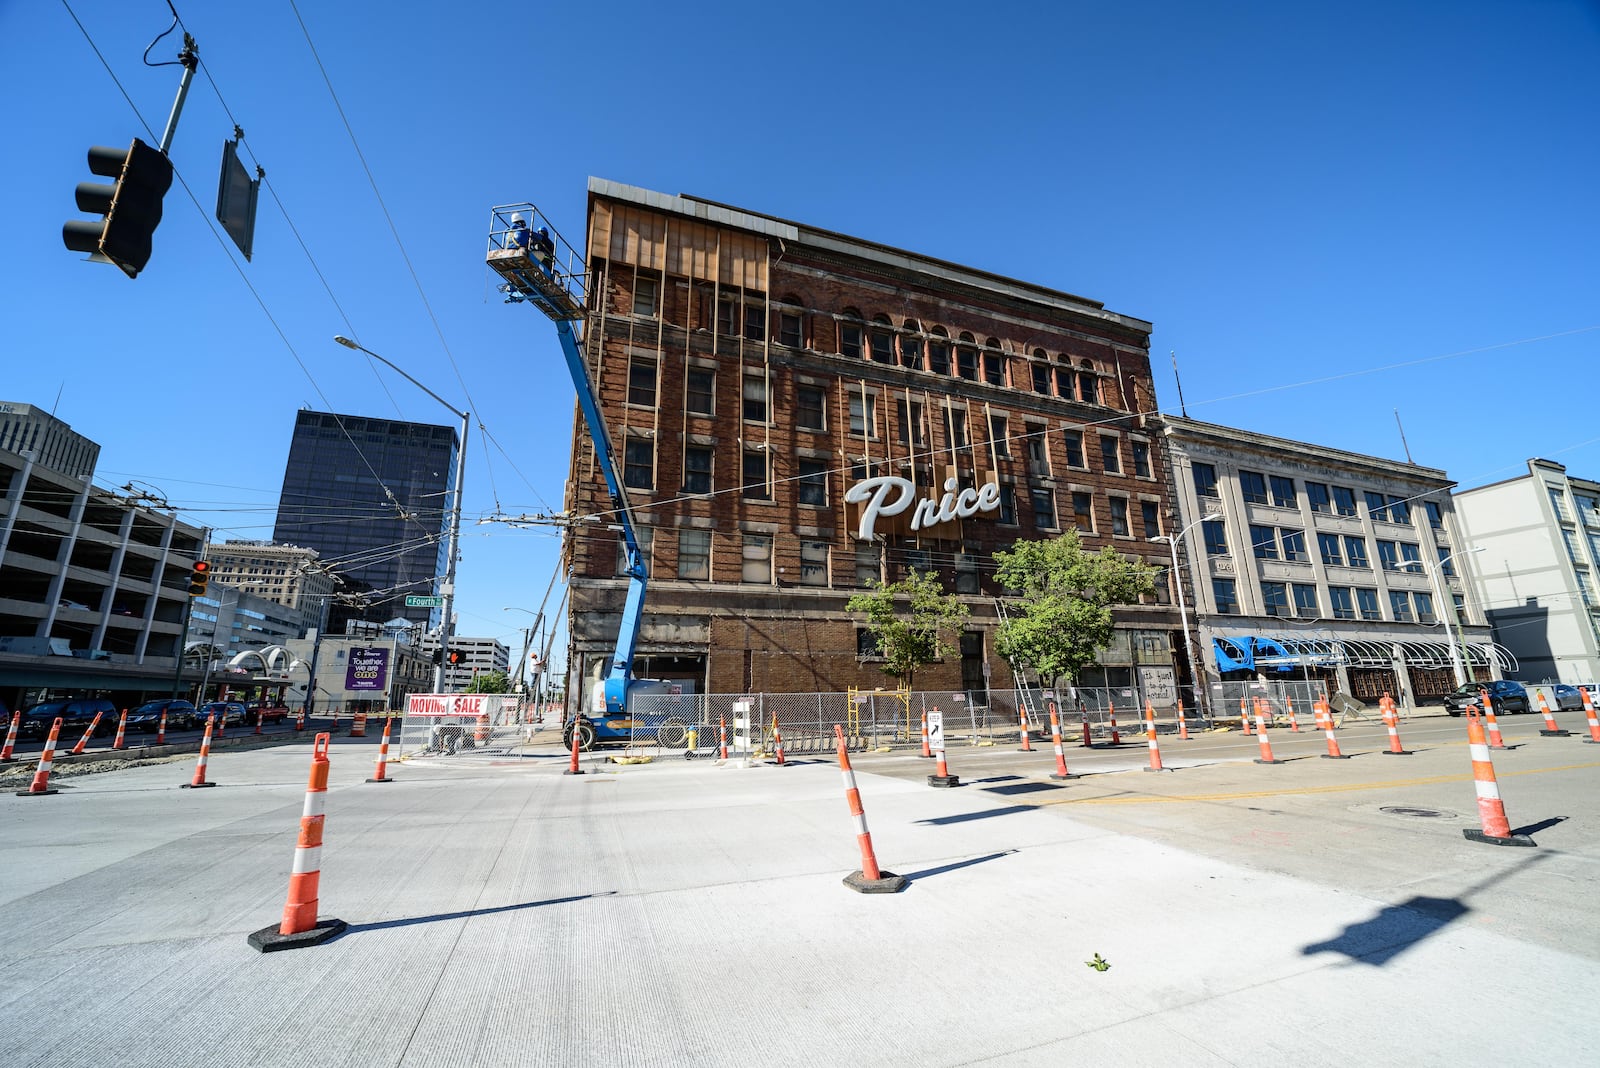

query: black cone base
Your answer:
[927,774,961,788]
[1381,750,1413,756]
[365,777,393,783]
[15,788,58,797]
[248,917,348,952]
[181,781,217,789]
[1540,729,1571,737]
[844,870,907,894]
[1253,758,1283,764]
[1320,754,1351,759]
[1463,829,1536,848]
[1050,772,1081,780]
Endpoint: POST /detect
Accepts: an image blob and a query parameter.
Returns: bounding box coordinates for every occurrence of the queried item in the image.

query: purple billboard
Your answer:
[344,647,390,692]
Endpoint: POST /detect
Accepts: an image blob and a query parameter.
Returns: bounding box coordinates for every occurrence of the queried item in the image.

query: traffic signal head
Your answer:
[449,651,461,665]
[62,138,175,278]
[188,560,211,597]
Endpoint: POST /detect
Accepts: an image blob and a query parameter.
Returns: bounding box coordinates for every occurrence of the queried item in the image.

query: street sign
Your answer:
[927,710,945,752]
[404,595,444,607]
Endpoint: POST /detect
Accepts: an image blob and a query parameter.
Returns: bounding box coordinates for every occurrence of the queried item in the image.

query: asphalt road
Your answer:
[1,711,1596,1066]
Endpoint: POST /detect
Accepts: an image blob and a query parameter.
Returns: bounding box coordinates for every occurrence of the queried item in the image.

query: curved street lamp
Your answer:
[1152,512,1224,722]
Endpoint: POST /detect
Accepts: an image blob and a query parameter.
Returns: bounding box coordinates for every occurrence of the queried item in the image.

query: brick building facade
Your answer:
[562,179,1186,709]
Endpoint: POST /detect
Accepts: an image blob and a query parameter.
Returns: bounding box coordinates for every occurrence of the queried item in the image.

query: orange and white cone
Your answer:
[2,710,21,763]
[112,709,129,750]
[248,734,348,950]
[1253,699,1282,764]
[1536,691,1570,737]
[719,714,728,760]
[70,710,105,756]
[156,710,167,745]
[1081,705,1092,748]
[919,711,932,759]
[1047,699,1078,780]
[1478,691,1508,749]
[1018,705,1034,751]
[836,724,906,893]
[474,713,488,744]
[1580,688,1600,744]
[1381,696,1411,755]
[295,708,306,732]
[1463,709,1536,847]
[1108,701,1121,745]
[351,712,367,738]
[928,708,960,788]
[1318,697,1348,759]
[1177,699,1190,741]
[183,714,218,789]
[367,717,394,783]
[1143,701,1168,772]
[1240,695,1253,735]
[772,720,788,766]
[1285,696,1301,732]
[16,718,63,796]
[564,717,585,776]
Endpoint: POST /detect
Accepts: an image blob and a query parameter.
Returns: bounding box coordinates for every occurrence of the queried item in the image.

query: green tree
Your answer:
[992,530,1157,690]
[464,669,511,694]
[845,568,970,688]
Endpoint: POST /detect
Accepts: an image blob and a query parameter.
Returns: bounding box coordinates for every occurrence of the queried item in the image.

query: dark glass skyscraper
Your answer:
[272,410,457,634]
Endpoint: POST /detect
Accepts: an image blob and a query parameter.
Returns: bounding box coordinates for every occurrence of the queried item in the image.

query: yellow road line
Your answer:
[1027,760,1600,807]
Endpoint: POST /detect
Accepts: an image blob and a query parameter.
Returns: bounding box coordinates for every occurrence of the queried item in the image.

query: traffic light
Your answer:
[187,560,211,597]
[62,138,175,278]
[448,651,461,665]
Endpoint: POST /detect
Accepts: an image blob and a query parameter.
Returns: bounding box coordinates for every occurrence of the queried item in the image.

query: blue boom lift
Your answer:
[485,204,690,751]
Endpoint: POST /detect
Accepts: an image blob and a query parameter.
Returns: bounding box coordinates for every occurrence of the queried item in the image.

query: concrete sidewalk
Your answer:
[1,735,1596,1066]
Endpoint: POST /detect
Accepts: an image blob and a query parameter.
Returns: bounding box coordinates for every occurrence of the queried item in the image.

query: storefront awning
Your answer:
[1214,634,1518,674]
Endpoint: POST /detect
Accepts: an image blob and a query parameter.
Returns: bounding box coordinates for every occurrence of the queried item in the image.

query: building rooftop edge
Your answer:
[1157,415,1454,484]
[586,177,1153,336]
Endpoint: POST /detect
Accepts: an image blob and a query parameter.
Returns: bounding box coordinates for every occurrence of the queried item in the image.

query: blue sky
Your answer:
[5,1,1597,673]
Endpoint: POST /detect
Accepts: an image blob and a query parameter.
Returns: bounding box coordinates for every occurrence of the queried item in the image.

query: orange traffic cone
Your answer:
[16,718,63,796]
[183,715,218,789]
[1380,695,1411,755]
[1580,688,1600,744]
[1047,699,1078,780]
[248,734,348,950]
[836,725,907,893]
[1143,701,1168,772]
[1253,698,1283,764]
[1536,691,1570,737]
[1462,709,1535,847]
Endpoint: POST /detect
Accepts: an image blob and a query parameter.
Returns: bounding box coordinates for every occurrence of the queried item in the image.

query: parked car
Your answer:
[1442,680,1529,717]
[1549,684,1585,712]
[246,702,290,725]
[18,697,120,740]
[127,699,199,732]
[197,701,248,726]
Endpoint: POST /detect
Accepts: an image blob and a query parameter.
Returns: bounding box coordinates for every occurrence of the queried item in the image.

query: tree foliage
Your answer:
[992,530,1157,688]
[845,568,970,687]
[464,669,511,694]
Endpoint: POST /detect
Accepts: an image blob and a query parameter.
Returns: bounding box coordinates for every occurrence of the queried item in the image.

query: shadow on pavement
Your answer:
[1301,895,1468,966]
[336,891,618,937]
[983,781,1069,796]
[914,805,1037,826]
[902,850,1017,881]
[1512,816,1566,837]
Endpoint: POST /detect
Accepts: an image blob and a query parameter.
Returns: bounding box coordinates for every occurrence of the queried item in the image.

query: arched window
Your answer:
[1078,359,1099,405]
[1054,355,1074,399]
[901,319,924,371]
[777,294,805,349]
[956,332,978,381]
[869,315,895,364]
[1030,347,1051,395]
[839,307,865,359]
[982,337,1006,387]
[927,326,951,376]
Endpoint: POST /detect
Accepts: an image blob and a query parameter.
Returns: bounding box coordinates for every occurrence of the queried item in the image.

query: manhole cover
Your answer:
[1379,805,1458,819]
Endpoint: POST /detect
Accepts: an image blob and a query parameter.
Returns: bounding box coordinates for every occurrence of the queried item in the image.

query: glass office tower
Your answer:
[271,410,456,635]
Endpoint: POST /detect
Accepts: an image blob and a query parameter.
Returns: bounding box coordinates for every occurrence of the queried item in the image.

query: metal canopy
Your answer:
[1214,633,1518,674]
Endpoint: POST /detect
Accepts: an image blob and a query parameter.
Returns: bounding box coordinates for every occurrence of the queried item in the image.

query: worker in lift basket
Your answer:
[530,226,556,276]
[508,212,532,251]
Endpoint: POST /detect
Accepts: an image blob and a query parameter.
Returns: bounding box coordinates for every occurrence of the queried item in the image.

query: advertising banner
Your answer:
[345,647,390,692]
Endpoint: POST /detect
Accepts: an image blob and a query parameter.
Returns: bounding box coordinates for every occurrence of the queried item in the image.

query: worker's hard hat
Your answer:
[510,212,526,225]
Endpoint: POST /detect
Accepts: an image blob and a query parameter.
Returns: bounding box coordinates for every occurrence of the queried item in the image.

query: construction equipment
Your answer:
[485,203,677,750]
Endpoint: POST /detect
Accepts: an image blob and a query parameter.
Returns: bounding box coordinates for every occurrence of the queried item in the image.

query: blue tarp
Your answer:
[1213,635,1294,673]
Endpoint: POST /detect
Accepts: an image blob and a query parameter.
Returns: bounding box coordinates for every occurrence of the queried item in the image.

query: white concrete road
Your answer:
[1,710,1597,1067]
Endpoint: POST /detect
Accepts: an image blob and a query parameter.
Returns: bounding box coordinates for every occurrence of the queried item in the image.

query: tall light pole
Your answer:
[334,335,469,694]
[1422,545,1485,687]
[1153,511,1224,723]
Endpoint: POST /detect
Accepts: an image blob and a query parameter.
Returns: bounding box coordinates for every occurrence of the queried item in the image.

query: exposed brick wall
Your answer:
[562,190,1182,695]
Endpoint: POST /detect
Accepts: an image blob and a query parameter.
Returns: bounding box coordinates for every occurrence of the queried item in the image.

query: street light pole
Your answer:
[1153,511,1224,724]
[334,335,469,694]
[1423,545,1485,687]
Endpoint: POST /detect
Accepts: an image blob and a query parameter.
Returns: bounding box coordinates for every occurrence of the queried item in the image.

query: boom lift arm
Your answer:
[485,204,646,718]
